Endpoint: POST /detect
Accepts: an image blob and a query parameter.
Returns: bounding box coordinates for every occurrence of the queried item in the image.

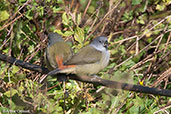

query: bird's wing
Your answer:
[66,46,102,65]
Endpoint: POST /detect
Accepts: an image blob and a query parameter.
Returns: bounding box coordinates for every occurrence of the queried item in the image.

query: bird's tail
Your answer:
[47,67,76,76]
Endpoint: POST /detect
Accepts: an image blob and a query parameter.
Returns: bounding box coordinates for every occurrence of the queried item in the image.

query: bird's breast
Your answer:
[101,50,110,68]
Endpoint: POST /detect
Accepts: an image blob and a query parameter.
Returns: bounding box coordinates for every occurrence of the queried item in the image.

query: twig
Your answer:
[164,32,171,53]
[82,0,92,20]
[0,14,23,31]
[86,0,122,40]
[0,53,171,97]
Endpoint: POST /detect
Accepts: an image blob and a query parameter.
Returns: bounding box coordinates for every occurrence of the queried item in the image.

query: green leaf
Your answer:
[132,0,142,5]
[62,12,69,26]
[38,6,44,16]
[63,31,74,36]
[121,60,135,70]
[74,26,85,44]
[84,108,102,114]
[166,16,171,24]
[0,10,9,22]
[87,6,95,14]
[18,82,25,94]
[54,30,74,37]
[19,0,27,3]
[76,13,82,25]
[12,66,20,74]
[156,4,165,11]
[54,29,64,35]
[25,10,33,20]
[132,95,145,109]
[122,11,133,22]
[52,7,63,13]
[106,63,116,69]
[4,89,18,97]
[129,105,139,114]
[0,107,10,113]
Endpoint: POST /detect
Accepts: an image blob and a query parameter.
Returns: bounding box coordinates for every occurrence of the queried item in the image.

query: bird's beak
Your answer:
[104,41,108,49]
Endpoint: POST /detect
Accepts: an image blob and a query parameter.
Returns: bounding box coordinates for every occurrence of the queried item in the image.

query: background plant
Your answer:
[0,0,170,113]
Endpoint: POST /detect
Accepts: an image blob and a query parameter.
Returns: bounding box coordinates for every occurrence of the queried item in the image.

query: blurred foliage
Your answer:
[0,0,171,113]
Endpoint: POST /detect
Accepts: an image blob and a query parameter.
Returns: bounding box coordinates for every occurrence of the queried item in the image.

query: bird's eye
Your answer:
[99,40,102,43]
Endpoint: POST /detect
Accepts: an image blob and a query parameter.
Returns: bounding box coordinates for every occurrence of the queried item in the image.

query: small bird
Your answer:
[45,32,73,71]
[42,32,73,94]
[47,36,110,76]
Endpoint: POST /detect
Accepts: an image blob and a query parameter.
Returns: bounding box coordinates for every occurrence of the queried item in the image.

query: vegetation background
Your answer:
[0,0,171,113]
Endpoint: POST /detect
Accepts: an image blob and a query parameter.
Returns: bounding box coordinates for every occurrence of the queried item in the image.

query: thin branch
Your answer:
[82,0,92,20]
[86,0,122,39]
[0,53,171,97]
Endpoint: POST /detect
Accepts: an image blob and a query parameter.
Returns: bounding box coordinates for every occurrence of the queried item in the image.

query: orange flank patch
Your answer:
[55,56,76,70]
